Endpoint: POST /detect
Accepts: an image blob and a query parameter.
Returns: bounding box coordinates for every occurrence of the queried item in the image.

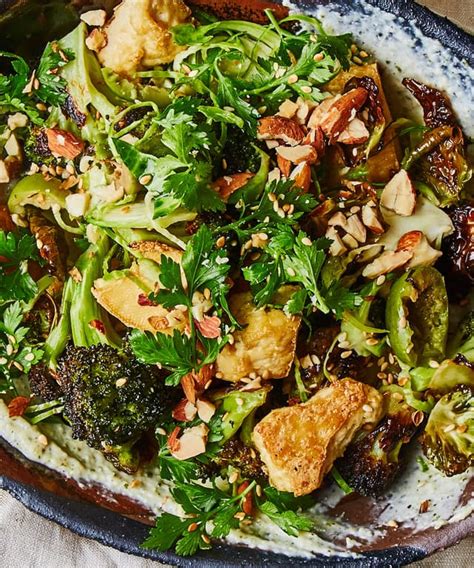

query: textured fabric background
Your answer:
[1,1,473,567]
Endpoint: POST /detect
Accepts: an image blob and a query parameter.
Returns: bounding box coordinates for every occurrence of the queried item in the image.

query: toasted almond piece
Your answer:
[337,117,370,144]
[170,424,209,460]
[268,167,281,183]
[212,172,253,200]
[172,398,197,422]
[276,153,292,177]
[342,233,359,249]
[5,134,21,157]
[65,193,90,218]
[265,139,280,150]
[290,161,311,192]
[326,226,347,256]
[7,112,28,130]
[195,314,221,339]
[80,9,107,27]
[303,126,325,155]
[196,398,216,423]
[45,128,84,160]
[345,213,367,243]
[380,170,416,216]
[318,88,368,142]
[362,204,384,234]
[275,144,318,165]
[85,28,107,52]
[328,211,348,229]
[0,160,10,183]
[396,230,442,268]
[362,249,413,279]
[307,96,338,129]
[277,99,299,119]
[257,116,305,145]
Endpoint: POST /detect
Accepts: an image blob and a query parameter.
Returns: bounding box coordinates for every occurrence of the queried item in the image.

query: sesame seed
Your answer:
[366,337,379,346]
[156,427,167,436]
[228,334,235,345]
[301,86,312,94]
[353,56,363,64]
[24,352,35,362]
[380,362,388,372]
[443,424,455,433]
[399,316,407,328]
[359,50,369,58]
[0,357,7,365]
[37,434,48,447]
[338,340,350,349]
[311,354,321,366]
[216,236,226,248]
[6,344,13,356]
[376,275,386,286]
[429,360,440,368]
[301,237,312,246]
[377,372,387,380]
[228,471,239,484]
[258,232,269,241]
[256,485,262,497]
[387,373,394,384]
[338,332,347,342]
[139,174,152,185]
[351,44,358,53]
[313,53,324,62]
[277,208,285,218]
[116,378,127,387]
[287,267,296,277]
[234,512,246,521]
[188,522,199,532]
[388,353,395,365]
[201,534,211,544]
[341,350,353,359]
[287,74,298,84]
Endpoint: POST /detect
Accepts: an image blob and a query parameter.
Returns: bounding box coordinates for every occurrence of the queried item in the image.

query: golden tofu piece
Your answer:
[215,288,301,382]
[253,379,384,496]
[98,0,191,75]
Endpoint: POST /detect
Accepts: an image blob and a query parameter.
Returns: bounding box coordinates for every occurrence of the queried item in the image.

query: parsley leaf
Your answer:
[258,501,314,537]
[35,42,74,106]
[0,302,44,393]
[323,281,363,319]
[0,230,40,304]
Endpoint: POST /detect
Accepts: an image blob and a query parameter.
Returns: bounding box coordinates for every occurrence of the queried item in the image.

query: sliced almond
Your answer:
[326,226,347,256]
[380,170,416,217]
[268,167,281,183]
[196,398,216,423]
[345,214,367,243]
[0,160,10,183]
[277,99,299,119]
[328,211,348,229]
[362,250,413,279]
[307,96,337,129]
[45,128,84,160]
[276,153,292,177]
[275,144,318,165]
[80,9,107,27]
[212,172,253,200]
[362,204,384,234]
[290,161,311,192]
[257,116,305,145]
[170,424,209,460]
[396,230,442,268]
[337,118,370,145]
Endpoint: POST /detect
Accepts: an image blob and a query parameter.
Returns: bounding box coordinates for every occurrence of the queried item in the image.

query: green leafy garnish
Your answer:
[0,230,40,304]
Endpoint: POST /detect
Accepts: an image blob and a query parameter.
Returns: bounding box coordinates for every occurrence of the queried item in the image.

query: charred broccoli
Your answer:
[421,385,473,476]
[336,399,419,496]
[200,439,266,481]
[56,344,179,473]
[221,126,262,175]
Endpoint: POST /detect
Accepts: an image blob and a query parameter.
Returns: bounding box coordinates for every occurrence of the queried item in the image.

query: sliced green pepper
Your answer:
[386,266,448,366]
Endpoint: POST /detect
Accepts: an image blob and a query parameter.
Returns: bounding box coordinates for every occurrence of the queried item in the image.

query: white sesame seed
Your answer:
[313,53,324,62]
[341,350,353,359]
[156,427,167,436]
[443,424,455,433]
[366,337,379,346]
[376,275,386,286]
[429,360,440,368]
[24,352,35,362]
[301,237,312,246]
[116,378,127,387]
[287,267,296,277]
[301,86,312,94]
[0,357,7,365]
[311,354,321,366]
[228,471,239,484]
[37,434,48,447]
[287,74,298,84]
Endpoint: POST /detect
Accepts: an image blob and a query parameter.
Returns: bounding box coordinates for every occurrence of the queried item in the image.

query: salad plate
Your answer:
[0,0,472,566]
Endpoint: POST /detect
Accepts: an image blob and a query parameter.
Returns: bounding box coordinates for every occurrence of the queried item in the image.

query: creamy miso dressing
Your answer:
[2,0,473,557]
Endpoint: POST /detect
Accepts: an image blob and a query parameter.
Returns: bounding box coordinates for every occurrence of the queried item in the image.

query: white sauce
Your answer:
[1,0,473,557]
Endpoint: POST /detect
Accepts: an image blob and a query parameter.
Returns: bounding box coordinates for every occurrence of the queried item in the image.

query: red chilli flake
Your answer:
[195,315,222,339]
[8,396,31,418]
[137,293,157,307]
[237,481,254,516]
[89,319,106,334]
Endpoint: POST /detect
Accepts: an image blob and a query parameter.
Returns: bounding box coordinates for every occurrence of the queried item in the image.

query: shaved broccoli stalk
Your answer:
[43,277,74,370]
[421,385,473,476]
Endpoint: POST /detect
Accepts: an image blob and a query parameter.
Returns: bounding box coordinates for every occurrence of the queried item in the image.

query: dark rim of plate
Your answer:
[0,0,472,566]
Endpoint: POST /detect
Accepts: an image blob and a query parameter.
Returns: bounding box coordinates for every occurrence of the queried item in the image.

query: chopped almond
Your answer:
[307,96,337,129]
[195,314,221,339]
[362,204,384,234]
[172,398,197,422]
[337,118,370,144]
[85,28,107,52]
[345,213,367,243]
[327,211,348,229]
[396,230,442,268]
[170,424,209,460]
[342,233,359,249]
[181,373,197,404]
[257,116,305,145]
[362,249,413,279]
[45,128,84,160]
[325,226,347,256]
[0,160,10,184]
[196,398,216,423]
[277,99,299,119]
[380,170,416,216]
[65,193,90,218]
[212,172,253,200]
[303,126,325,155]
[290,161,311,192]
[80,9,107,27]
[276,153,292,177]
[317,88,368,142]
[275,144,318,165]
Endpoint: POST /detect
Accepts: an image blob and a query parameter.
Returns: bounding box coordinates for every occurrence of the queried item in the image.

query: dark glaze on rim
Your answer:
[0,1,473,566]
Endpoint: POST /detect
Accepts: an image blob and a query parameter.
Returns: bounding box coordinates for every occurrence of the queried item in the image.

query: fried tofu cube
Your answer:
[215,288,301,382]
[253,379,384,496]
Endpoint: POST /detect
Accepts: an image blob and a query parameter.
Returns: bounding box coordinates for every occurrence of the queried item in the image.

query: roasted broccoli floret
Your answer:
[56,344,179,473]
[221,126,262,175]
[29,363,62,402]
[336,399,419,496]
[421,385,473,476]
[23,127,55,167]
